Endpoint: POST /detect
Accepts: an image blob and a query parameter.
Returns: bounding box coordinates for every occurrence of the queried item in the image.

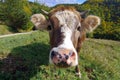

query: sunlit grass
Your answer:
[0,25,13,35]
[0,31,120,80]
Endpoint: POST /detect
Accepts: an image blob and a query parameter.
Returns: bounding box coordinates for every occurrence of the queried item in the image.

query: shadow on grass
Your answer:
[0,43,50,80]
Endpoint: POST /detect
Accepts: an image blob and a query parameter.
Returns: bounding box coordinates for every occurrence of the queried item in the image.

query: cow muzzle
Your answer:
[49,48,77,68]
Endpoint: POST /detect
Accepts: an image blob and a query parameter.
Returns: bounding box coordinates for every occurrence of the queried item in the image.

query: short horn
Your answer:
[80,10,90,18]
[41,9,49,15]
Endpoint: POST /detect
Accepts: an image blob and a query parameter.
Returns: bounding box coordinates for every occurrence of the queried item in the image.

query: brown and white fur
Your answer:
[31,6,100,78]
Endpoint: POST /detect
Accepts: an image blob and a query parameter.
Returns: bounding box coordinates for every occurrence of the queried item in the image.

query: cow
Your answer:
[31,6,100,78]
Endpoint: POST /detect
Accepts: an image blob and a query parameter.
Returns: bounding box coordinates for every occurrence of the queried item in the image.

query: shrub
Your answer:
[29,2,51,14]
[0,0,33,32]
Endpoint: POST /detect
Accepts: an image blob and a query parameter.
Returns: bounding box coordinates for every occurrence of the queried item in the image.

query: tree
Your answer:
[0,0,33,31]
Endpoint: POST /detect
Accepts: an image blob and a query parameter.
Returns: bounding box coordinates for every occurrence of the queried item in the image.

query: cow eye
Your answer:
[47,25,52,30]
[77,26,81,31]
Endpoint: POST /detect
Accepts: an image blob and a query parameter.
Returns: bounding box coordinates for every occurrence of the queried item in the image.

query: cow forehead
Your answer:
[51,10,80,29]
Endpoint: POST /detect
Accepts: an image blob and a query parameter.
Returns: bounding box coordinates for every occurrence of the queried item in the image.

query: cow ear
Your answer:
[31,14,49,30]
[81,15,100,32]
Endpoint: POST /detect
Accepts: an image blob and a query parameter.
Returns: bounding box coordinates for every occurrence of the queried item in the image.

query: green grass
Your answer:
[0,25,13,35]
[0,31,120,80]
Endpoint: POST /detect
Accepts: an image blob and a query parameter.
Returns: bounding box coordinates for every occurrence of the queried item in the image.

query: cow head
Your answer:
[31,6,100,68]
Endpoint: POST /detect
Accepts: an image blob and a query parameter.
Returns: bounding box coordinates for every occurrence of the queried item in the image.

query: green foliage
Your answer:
[81,0,120,41]
[29,2,51,14]
[0,0,33,31]
[0,31,120,80]
[0,25,12,35]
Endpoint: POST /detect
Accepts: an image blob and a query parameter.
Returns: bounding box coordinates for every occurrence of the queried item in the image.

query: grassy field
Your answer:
[0,31,120,80]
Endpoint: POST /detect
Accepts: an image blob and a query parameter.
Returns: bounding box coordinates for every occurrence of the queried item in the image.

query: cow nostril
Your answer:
[69,51,75,57]
[51,51,56,58]
[65,55,69,60]
[59,55,62,59]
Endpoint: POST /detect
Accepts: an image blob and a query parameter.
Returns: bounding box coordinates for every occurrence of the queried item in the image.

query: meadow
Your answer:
[0,31,120,80]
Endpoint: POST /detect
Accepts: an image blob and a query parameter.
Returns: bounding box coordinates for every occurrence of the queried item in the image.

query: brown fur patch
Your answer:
[50,16,59,29]
[49,28,65,48]
[49,16,65,48]
[76,31,86,52]
[49,6,80,18]
[50,6,75,15]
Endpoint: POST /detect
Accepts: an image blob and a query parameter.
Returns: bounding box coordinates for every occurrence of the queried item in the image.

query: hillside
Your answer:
[0,31,120,80]
[80,0,120,40]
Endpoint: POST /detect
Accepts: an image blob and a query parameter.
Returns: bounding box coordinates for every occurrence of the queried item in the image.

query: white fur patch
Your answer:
[76,72,82,78]
[54,10,79,29]
[58,26,78,66]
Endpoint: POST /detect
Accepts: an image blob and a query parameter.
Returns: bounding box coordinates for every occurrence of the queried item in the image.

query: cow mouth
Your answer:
[49,47,78,67]
[51,52,76,68]
[54,61,72,68]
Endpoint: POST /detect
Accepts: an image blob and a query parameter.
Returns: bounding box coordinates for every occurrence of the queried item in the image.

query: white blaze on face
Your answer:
[50,10,79,66]
[54,10,78,29]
